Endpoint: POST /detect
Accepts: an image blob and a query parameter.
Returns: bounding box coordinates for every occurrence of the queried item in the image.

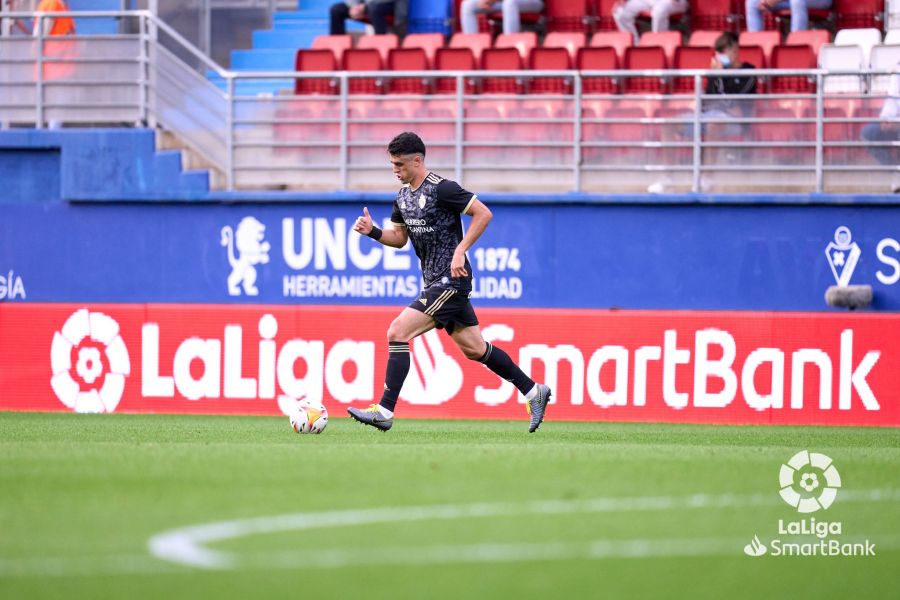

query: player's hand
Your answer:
[353,206,373,235]
[450,248,468,278]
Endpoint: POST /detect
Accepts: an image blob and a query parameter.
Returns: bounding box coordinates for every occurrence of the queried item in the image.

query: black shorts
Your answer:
[409,286,478,335]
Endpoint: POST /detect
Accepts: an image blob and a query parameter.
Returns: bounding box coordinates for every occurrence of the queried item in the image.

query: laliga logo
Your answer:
[399,330,463,405]
[779,450,842,513]
[825,226,861,287]
[221,216,270,296]
[50,309,131,413]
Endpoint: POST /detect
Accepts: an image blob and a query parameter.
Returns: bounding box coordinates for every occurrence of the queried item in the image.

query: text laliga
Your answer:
[141,314,374,403]
[493,328,880,411]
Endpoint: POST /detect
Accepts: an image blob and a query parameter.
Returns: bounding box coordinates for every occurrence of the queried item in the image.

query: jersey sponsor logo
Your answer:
[221,216,271,296]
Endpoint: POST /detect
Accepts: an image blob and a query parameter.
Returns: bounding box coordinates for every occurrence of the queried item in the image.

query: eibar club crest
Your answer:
[825,226,861,287]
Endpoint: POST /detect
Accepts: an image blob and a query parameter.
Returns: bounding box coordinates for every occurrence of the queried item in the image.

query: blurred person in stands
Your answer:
[2,0,34,35]
[33,0,74,37]
[650,32,757,193]
[612,0,688,44]
[702,31,757,133]
[745,0,832,32]
[861,67,900,191]
[460,0,544,35]
[32,0,76,100]
[329,0,396,35]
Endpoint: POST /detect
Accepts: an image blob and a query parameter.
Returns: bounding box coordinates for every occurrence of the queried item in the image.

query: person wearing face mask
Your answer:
[649,32,757,193]
[704,31,757,131]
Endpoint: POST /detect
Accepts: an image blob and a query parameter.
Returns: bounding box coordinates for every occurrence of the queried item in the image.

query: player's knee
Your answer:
[386,321,410,343]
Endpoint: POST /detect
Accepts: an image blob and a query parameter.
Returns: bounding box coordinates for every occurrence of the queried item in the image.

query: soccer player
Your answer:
[349,132,552,432]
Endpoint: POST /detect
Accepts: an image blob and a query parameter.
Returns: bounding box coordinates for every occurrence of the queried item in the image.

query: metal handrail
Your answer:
[2,9,899,193]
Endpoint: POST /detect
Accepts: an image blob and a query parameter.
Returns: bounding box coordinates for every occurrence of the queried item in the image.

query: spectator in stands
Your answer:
[702,31,758,135]
[861,68,900,190]
[650,32,757,193]
[460,0,544,35]
[612,0,688,44]
[330,0,396,35]
[32,0,74,37]
[744,0,833,33]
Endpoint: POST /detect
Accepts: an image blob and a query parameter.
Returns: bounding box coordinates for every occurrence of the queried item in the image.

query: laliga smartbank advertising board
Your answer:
[1,304,897,426]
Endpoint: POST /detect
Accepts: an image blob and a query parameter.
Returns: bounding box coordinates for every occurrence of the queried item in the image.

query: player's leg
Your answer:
[347,307,435,431]
[449,321,552,433]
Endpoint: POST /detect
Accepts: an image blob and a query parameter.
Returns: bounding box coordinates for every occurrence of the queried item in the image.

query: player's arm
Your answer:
[450,198,492,278]
[352,206,409,248]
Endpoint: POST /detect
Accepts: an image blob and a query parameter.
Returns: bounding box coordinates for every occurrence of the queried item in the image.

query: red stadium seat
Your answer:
[739,31,781,67]
[544,32,587,63]
[835,0,885,30]
[529,46,572,94]
[546,0,593,32]
[507,103,552,164]
[688,30,721,48]
[737,45,767,92]
[465,99,506,163]
[449,32,492,63]
[803,106,849,163]
[593,0,618,31]
[387,48,430,94]
[577,46,618,94]
[786,30,831,58]
[412,102,457,163]
[592,105,651,165]
[589,30,632,64]
[357,34,399,63]
[771,44,817,93]
[434,47,478,95]
[495,32,539,61]
[402,33,445,67]
[475,2,544,35]
[342,48,384,94]
[753,107,808,163]
[311,34,353,64]
[673,46,714,94]
[690,0,737,32]
[481,47,524,94]
[638,31,681,65]
[624,46,668,94]
[294,49,338,95]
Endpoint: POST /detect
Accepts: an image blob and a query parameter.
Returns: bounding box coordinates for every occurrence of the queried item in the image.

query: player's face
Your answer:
[389,153,421,185]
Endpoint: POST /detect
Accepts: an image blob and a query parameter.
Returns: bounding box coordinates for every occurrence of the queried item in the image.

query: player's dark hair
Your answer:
[714,31,738,54]
[388,132,426,157]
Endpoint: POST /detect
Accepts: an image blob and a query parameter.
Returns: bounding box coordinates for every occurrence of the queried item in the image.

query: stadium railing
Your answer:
[1,10,898,194]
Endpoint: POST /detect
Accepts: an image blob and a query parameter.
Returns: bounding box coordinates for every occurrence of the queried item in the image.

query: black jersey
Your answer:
[390,172,476,293]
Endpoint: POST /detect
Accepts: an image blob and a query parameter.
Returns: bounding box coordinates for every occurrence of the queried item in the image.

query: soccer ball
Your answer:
[289,400,329,434]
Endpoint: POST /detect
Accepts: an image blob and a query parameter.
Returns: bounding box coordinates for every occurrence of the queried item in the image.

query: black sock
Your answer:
[380,342,410,412]
[478,342,534,396]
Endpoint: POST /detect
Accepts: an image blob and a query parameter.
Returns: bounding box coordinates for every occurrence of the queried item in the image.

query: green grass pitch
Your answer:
[1,412,899,599]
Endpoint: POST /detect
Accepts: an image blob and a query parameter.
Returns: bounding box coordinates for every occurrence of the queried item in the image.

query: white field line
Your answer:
[2,489,898,578]
[147,488,900,570]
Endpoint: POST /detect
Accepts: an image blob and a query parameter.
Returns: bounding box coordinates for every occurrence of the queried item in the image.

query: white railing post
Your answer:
[692,73,702,193]
[573,72,582,193]
[815,72,824,193]
[35,14,44,128]
[455,73,464,184]
[226,75,235,190]
[339,74,348,190]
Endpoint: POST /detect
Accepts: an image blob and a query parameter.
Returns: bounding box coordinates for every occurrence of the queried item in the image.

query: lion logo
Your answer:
[221,217,271,296]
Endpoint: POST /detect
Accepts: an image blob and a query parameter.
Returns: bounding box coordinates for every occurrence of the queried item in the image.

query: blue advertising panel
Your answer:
[1,201,899,310]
